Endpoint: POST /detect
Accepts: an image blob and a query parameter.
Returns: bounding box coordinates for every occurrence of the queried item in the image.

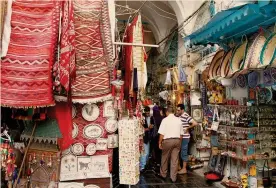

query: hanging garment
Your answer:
[1,0,60,108]
[54,0,76,93]
[178,63,187,83]
[123,14,147,105]
[165,70,172,85]
[71,0,114,103]
[132,14,147,90]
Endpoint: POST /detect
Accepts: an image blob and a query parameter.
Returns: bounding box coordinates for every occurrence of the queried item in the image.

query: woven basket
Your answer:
[220,48,236,78]
[243,32,266,71]
[260,32,276,68]
[230,38,249,74]
[208,50,225,80]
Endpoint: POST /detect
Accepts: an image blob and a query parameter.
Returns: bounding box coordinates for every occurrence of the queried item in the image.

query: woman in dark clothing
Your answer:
[152,106,166,168]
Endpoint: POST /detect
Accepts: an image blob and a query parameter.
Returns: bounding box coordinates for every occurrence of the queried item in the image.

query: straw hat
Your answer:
[220,48,236,78]
[242,32,266,71]
[260,32,276,68]
[230,38,249,74]
[208,50,225,80]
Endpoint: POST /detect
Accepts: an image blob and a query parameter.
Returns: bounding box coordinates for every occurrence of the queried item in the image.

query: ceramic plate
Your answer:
[72,122,78,139]
[248,71,259,88]
[237,74,247,88]
[86,143,96,156]
[105,119,118,133]
[263,68,273,86]
[71,143,84,155]
[272,85,276,91]
[72,105,77,119]
[82,104,100,122]
[259,87,273,103]
[83,124,104,139]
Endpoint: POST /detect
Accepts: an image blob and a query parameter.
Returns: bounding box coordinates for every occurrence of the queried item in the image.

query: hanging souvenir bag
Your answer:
[262,159,272,187]
[211,106,219,131]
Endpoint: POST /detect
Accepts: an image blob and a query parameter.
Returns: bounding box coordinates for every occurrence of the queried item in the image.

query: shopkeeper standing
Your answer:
[176,104,198,174]
[140,106,154,173]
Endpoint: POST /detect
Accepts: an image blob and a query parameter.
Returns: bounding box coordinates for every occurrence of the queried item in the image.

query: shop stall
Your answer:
[184,1,276,187]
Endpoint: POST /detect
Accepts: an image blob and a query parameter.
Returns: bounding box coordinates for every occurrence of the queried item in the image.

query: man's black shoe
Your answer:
[155,173,166,181]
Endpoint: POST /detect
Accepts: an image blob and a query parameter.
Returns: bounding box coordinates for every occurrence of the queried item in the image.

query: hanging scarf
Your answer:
[58,0,76,92]
[179,63,187,83]
[165,70,172,85]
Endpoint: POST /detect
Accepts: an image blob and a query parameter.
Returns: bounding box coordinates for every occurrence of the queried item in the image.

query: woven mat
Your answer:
[72,103,113,172]
[1,0,60,108]
[71,0,113,103]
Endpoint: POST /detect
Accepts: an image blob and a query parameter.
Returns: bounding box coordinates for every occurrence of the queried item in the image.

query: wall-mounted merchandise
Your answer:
[118,118,140,185]
[60,154,110,181]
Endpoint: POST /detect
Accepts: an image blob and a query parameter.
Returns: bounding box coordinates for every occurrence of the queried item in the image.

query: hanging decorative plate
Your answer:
[263,68,273,86]
[248,71,259,88]
[259,87,273,104]
[86,143,96,156]
[271,68,276,81]
[85,185,100,188]
[83,124,104,139]
[107,134,118,148]
[272,85,276,91]
[236,74,247,88]
[96,138,107,150]
[71,143,84,155]
[103,100,115,117]
[82,104,100,122]
[72,122,78,139]
[72,105,77,119]
[105,118,118,133]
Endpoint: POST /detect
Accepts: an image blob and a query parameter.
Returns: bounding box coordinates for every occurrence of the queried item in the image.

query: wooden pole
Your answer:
[13,122,37,188]
[113,42,159,48]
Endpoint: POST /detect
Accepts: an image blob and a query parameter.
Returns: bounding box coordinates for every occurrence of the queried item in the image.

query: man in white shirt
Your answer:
[158,106,184,183]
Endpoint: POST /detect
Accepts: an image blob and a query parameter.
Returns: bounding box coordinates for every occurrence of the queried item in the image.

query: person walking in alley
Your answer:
[140,106,155,173]
[176,104,198,174]
[157,106,184,183]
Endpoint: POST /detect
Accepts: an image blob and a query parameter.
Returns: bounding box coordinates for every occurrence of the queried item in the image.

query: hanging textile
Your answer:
[178,63,187,83]
[1,0,60,108]
[123,14,147,111]
[48,102,73,150]
[107,0,116,59]
[165,70,172,85]
[132,14,147,91]
[71,0,114,103]
[123,17,135,100]
[54,0,76,93]
[1,0,11,57]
